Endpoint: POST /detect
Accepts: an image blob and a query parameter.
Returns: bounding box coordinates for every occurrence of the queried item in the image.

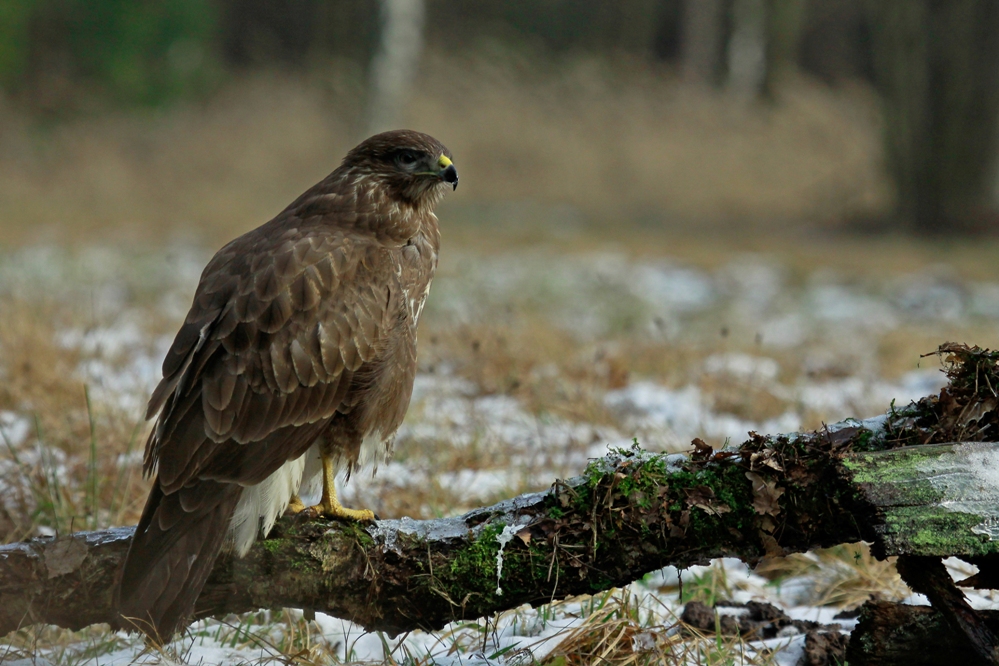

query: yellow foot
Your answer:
[297,451,378,522]
[306,498,376,522]
[286,495,307,515]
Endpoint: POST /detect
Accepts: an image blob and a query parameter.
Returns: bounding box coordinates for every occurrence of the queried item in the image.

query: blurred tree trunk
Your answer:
[798,0,874,84]
[706,0,805,99]
[761,0,805,96]
[366,0,425,136]
[727,0,767,96]
[681,0,725,85]
[615,0,662,57]
[867,1,999,234]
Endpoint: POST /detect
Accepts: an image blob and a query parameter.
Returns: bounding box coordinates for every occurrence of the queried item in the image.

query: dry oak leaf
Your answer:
[691,437,713,461]
[745,471,785,518]
[748,445,784,471]
[684,485,732,517]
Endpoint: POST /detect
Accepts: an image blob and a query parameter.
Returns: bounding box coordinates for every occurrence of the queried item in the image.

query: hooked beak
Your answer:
[438,155,458,191]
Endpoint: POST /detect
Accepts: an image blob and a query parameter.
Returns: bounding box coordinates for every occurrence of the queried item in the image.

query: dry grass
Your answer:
[415,53,887,225]
[537,589,780,666]
[423,320,623,425]
[756,544,910,610]
[0,50,890,249]
[0,296,150,542]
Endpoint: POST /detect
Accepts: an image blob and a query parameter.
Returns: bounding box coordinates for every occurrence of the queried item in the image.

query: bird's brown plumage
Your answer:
[115,130,457,640]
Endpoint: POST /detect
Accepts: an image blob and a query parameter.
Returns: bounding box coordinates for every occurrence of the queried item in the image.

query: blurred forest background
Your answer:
[2,0,998,246]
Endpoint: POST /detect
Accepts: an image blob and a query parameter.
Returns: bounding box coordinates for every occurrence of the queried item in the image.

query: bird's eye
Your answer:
[394,150,421,168]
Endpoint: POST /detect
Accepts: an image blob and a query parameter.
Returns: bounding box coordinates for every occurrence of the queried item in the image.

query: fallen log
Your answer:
[848,601,999,666]
[3,343,999,644]
[896,556,999,664]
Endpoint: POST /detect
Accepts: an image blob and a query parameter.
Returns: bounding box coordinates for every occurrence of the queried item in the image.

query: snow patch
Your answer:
[494,522,524,596]
[0,411,31,447]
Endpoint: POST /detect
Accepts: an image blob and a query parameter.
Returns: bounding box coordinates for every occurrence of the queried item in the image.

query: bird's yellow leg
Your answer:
[311,451,376,522]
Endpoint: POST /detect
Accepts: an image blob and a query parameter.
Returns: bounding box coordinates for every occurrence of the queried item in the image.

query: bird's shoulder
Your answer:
[156,219,404,397]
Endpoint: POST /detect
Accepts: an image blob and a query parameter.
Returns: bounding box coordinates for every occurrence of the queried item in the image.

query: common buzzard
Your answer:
[115,130,458,639]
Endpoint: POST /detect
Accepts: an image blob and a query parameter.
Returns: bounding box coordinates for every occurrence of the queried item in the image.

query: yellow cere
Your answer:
[438,155,453,169]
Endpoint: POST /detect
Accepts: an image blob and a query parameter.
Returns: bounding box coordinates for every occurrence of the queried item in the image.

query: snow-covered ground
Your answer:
[2,242,997,664]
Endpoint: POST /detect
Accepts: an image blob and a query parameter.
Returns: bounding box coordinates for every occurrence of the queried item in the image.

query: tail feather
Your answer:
[115,480,241,640]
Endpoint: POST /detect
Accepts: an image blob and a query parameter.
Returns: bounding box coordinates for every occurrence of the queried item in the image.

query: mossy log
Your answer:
[4,342,999,643]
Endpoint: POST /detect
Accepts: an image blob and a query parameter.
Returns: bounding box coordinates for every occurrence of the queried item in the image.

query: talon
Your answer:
[315,501,376,523]
[295,452,377,523]
[286,495,307,515]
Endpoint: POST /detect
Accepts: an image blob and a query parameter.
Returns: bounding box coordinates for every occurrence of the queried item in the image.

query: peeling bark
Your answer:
[2,343,999,642]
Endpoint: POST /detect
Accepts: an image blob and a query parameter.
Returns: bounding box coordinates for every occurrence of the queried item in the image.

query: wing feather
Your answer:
[268,337,298,392]
[290,338,318,386]
[254,264,282,301]
[258,290,293,333]
[273,243,298,278]
[317,322,343,376]
[221,320,255,355]
[234,290,266,320]
[146,225,399,473]
[290,268,322,311]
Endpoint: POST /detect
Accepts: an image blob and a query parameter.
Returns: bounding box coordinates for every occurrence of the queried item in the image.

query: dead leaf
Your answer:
[761,457,784,472]
[684,485,716,504]
[694,502,732,517]
[746,472,785,518]
[749,448,784,471]
[760,532,785,557]
[958,396,998,427]
[684,486,732,516]
[516,528,532,545]
[760,515,776,533]
[824,426,860,450]
[691,438,713,461]
[711,450,738,463]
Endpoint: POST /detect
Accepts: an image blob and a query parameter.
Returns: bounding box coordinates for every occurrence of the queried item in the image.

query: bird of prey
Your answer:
[115,130,458,640]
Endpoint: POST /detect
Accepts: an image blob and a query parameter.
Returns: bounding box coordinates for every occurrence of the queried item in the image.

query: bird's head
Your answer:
[342,130,458,207]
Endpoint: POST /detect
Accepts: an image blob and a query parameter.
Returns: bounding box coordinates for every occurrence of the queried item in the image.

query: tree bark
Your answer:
[866,0,999,234]
[4,343,999,640]
[894,555,999,664]
[681,0,725,85]
[848,601,999,666]
[365,0,425,136]
[728,0,767,97]
[761,0,804,96]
